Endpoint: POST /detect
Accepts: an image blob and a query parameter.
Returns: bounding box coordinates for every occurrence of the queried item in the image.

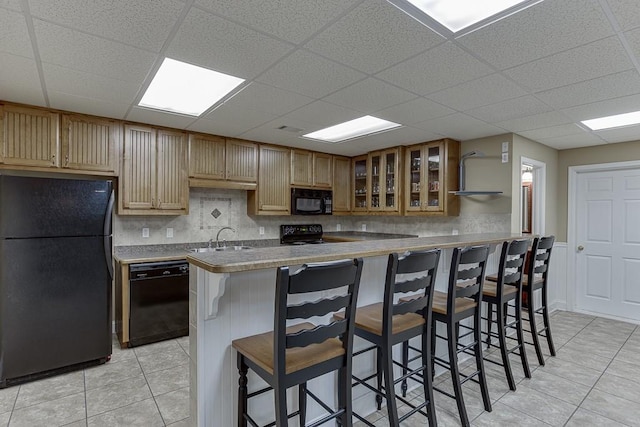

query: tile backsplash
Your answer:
[113,188,510,246]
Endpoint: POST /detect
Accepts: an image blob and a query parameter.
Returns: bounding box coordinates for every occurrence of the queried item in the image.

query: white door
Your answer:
[575,168,640,320]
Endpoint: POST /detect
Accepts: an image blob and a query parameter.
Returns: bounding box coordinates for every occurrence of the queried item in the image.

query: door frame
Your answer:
[567,160,640,313]
[520,156,546,235]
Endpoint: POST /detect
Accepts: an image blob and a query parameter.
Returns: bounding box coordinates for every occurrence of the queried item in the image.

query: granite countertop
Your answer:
[113,239,281,264]
[323,231,418,242]
[188,232,529,274]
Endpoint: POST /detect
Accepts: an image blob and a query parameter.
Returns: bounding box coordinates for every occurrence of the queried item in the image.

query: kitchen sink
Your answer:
[191,246,252,253]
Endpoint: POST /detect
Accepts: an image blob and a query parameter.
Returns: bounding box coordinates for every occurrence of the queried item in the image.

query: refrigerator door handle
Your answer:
[103,190,115,279]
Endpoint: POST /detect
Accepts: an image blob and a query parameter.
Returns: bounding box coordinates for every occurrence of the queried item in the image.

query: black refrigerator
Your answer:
[0,174,114,387]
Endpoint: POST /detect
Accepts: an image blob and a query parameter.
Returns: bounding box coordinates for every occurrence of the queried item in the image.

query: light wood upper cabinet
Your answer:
[291,149,312,187]
[351,147,402,214]
[248,144,290,215]
[0,104,59,168]
[226,138,258,183]
[332,155,351,214]
[313,152,332,188]
[404,138,459,216]
[290,149,332,188]
[61,114,119,174]
[189,136,257,189]
[120,124,188,215]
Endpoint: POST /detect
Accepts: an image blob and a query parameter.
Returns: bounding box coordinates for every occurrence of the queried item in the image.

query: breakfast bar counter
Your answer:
[186,232,527,426]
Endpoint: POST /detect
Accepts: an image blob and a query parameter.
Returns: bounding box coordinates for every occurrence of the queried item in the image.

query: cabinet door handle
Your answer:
[51,154,56,165]
[64,155,69,166]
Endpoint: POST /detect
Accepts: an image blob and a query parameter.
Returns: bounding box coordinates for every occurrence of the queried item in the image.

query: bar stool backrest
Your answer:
[528,236,555,287]
[384,249,441,329]
[448,245,490,314]
[274,258,363,372]
[496,239,530,298]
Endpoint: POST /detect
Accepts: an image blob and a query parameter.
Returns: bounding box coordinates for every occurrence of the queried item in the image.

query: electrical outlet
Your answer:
[452,229,459,235]
[502,152,509,163]
[259,226,265,235]
[142,227,149,238]
[166,228,174,238]
[361,224,366,232]
[336,223,341,231]
[502,141,509,153]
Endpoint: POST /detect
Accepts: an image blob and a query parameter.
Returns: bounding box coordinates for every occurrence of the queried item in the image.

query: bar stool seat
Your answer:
[481,282,517,298]
[232,322,345,375]
[432,291,476,314]
[346,303,426,336]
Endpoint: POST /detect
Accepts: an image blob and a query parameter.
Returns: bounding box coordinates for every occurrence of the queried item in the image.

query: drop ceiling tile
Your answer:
[42,63,140,105]
[375,97,454,125]
[238,117,320,145]
[167,8,292,80]
[535,70,640,109]
[0,8,34,58]
[624,27,640,60]
[305,1,443,74]
[28,0,185,52]
[595,124,640,143]
[256,49,365,98]
[48,91,130,118]
[607,0,640,31]
[0,0,22,12]
[465,95,553,123]
[280,100,362,129]
[538,133,606,150]
[504,37,633,93]
[413,113,504,141]
[426,74,528,112]
[0,53,44,105]
[339,126,441,154]
[126,107,197,129]
[195,0,359,44]
[213,82,313,117]
[495,111,575,132]
[458,0,614,69]
[323,78,416,114]
[561,93,640,121]
[189,106,278,137]
[376,42,493,95]
[34,19,157,84]
[518,123,585,141]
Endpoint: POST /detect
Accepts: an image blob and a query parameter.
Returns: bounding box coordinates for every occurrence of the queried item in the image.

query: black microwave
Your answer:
[291,188,332,215]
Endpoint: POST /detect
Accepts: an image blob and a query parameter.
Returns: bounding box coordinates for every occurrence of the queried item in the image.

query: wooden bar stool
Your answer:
[431,245,491,427]
[522,235,556,365]
[232,258,363,427]
[482,239,531,391]
[334,249,440,426]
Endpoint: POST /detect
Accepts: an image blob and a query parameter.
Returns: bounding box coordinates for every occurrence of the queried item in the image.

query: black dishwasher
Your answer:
[129,260,189,347]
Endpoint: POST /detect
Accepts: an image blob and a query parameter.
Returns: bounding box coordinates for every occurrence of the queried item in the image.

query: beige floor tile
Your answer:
[84,358,142,390]
[537,356,603,387]
[594,371,640,405]
[145,363,189,396]
[605,358,640,383]
[14,371,85,409]
[471,401,550,426]
[0,411,10,427]
[155,387,190,425]
[580,388,640,426]
[87,398,164,427]
[521,369,591,406]
[565,407,627,427]
[137,346,189,375]
[0,386,19,414]
[85,375,152,417]
[9,392,86,427]
[498,383,577,426]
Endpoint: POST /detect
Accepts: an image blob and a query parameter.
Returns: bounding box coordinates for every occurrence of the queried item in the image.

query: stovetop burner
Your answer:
[280,224,324,245]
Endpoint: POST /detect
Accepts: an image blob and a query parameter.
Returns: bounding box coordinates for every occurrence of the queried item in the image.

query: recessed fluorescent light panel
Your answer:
[391,0,537,35]
[582,110,640,131]
[139,58,244,116]
[303,116,402,143]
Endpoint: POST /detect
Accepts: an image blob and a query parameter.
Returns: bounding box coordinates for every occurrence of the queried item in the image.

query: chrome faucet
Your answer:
[215,226,236,248]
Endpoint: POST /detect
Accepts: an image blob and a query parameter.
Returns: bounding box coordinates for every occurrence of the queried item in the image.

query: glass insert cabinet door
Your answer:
[383,149,399,211]
[369,153,381,210]
[352,155,368,211]
[405,142,443,212]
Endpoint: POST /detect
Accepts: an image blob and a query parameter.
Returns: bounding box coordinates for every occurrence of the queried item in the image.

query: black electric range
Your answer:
[280,224,325,245]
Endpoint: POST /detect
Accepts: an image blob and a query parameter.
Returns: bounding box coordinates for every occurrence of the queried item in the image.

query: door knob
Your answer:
[577,245,584,251]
